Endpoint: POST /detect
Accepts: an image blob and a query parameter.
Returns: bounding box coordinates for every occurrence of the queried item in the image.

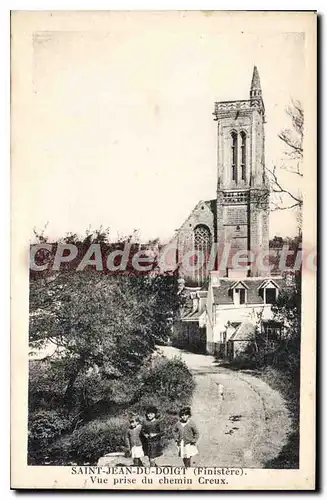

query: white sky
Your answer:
[26,13,304,242]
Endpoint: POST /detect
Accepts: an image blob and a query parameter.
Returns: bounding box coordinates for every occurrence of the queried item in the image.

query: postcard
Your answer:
[11,10,316,490]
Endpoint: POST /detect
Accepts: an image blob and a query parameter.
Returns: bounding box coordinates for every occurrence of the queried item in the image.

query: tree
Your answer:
[29,229,181,412]
[267,100,303,216]
[271,273,301,377]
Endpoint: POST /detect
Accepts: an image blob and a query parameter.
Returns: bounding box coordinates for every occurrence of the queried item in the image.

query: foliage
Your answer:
[29,355,194,465]
[259,367,299,469]
[28,228,191,464]
[29,229,182,413]
[28,410,73,464]
[231,274,301,374]
[229,275,301,468]
[69,416,129,464]
[138,356,195,403]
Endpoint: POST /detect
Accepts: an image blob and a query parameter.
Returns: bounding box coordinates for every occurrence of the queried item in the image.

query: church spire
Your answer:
[250,65,262,100]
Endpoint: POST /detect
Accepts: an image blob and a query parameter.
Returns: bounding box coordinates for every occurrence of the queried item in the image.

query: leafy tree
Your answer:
[29,229,181,412]
[271,273,301,377]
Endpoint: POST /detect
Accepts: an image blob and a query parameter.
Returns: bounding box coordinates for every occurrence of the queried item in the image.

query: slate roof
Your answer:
[251,65,262,92]
[212,277,284,305]
[182,309,205,321]
[181,290,208,321]
[229,322,256,341]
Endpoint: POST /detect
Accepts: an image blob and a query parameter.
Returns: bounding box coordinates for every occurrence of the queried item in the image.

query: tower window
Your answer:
[231,132,238,182]
[240,131,246,181]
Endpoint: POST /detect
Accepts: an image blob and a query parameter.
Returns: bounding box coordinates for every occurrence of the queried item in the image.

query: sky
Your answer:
[23,12,305,243]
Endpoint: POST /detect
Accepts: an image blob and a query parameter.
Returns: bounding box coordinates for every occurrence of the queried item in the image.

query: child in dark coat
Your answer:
[141,406,163,467]
[173,407,199,468]
[125,415,144,466]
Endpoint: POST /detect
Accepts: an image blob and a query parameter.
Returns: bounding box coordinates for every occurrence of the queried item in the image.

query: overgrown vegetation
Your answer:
[29,356,194,465]
[28,229,193,465]
[229,273,301,468]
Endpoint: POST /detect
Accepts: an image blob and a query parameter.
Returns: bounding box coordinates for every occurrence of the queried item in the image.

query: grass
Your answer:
[256,366,300,469]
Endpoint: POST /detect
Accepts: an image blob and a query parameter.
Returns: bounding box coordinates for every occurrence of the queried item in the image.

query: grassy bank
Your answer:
[255,366,299,469]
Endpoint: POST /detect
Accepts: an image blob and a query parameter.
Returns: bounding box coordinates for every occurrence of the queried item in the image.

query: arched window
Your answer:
[193,224,212,285]
[231,132,238,182]
[240,131,246,181]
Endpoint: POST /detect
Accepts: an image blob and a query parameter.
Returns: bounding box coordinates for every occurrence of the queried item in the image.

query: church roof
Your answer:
[250,65,261,92]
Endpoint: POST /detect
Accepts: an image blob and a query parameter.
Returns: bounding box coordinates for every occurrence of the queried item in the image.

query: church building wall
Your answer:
[176,202,215,282]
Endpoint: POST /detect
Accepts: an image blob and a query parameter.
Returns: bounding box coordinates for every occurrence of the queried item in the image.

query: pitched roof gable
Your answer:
[213,277,284,305]
[229,280,249,290]
[258,279,280,289]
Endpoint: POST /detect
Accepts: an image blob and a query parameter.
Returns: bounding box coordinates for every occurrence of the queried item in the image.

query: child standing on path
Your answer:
[173,407,199,468]
[141,406,163,467]
[125,415,144,466]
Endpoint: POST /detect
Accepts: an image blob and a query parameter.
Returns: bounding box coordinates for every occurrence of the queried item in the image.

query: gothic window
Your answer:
[231,132,238,182]
[193,224,212,284]
[240,131,246,181]
[194,224,212,254]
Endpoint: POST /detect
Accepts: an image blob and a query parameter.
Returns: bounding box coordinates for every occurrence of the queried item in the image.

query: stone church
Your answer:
[172,67,284,356]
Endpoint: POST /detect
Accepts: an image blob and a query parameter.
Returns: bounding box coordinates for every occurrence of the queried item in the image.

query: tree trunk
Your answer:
[64,363,83,410]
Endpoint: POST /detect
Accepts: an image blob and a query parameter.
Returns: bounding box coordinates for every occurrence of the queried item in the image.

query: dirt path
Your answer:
[156,346,291,468]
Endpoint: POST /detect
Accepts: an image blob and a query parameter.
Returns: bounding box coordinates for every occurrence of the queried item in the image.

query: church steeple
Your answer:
[250,65,262,100]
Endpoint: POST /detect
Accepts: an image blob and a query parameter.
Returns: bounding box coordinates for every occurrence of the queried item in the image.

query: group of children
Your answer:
[125,406,199,468]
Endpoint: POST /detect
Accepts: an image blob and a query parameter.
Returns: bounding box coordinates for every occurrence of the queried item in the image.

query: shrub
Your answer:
[29,360,67,411]
[46,434,74,465]
[29,409,72,442]
[29,354,195,465]
[139,356,195,404]
[28,409,73,464]
[69,415,129,464]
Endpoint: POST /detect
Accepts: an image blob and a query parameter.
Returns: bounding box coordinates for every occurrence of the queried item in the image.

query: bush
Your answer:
[69,415,129,464]
[29,354,195,465]
[29,409,72,442]
[29,360,67,411]
[28,409,73,464]
[139,356,195,404]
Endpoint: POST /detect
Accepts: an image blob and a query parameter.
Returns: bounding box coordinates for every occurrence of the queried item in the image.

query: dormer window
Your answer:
[258,280,280,305]
[230,281,249,306]
[238,288,246,304]
[265,288,277,304]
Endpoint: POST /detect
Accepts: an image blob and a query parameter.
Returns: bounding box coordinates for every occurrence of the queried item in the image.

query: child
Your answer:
[141,406,163,467]
[125,415,144,466]
[173,407,199,468]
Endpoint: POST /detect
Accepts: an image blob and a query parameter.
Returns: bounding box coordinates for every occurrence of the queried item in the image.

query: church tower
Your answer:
[213,66,270,276]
